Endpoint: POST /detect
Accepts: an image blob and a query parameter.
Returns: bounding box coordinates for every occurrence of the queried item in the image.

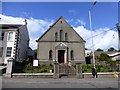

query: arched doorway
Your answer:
[55,42,68,63]
[58,50,65,63]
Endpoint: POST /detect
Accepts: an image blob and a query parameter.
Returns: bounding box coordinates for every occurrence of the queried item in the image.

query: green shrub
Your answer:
[82,63,117,73]
[82,64,93,73]
[23,63,33,73]
[23,63,54,73]
[23,62,117,73]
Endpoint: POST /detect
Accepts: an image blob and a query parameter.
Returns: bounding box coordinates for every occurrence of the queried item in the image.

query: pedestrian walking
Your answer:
[92,68,97,78]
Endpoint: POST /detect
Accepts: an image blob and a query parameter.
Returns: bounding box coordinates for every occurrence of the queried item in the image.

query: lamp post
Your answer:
[89,1,97,72]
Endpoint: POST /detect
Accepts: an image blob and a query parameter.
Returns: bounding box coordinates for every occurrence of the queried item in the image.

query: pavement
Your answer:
[2,77,119,88]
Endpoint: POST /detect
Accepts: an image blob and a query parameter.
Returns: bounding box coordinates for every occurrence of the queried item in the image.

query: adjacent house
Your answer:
[85,49,92,57]
[36,16,85,65]
[85,49,92,64]
[107,52,120,61]
[87,51,120,63]
[0,22,30,65]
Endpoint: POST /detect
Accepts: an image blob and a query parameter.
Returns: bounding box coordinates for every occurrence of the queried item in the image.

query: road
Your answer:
[2,77,119,88]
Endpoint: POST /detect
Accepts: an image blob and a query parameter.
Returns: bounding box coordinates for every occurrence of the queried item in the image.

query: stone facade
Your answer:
[36,16,85,64]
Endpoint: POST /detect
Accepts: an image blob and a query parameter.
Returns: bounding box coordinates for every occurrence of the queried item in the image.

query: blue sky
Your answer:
[1,2,119,50]
[2,2,118,29]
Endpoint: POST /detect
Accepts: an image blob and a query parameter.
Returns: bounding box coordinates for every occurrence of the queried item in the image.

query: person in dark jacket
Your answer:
[92,68,97,78]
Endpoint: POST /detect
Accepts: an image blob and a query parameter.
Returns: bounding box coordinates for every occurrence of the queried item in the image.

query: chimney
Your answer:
[24,19,27,25]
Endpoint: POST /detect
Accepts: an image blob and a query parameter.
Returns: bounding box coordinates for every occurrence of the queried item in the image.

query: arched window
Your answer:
[60,30,63,41]
[49,50,52,60]
[71,50,74,60]
[55,32,58,41]
[65,33,68,41]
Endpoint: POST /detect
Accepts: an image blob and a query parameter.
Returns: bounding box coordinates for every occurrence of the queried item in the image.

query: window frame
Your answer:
[7,32,13,41]
[1,32,4,40]
[0,47,3,57]
[49,50,53,60]
[70,50,74,60]
[65,33,68,41]
[60,30,63,41]
[0,31,4,40]
[55,32,58,41]
[6,47,12,57]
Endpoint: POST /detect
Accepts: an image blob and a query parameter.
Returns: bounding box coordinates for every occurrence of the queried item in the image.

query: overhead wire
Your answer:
[85,27,117,41]
[85,26,117,49]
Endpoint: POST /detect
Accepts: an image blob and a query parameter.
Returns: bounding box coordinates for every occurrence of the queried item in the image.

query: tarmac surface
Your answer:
[2,77,119,89]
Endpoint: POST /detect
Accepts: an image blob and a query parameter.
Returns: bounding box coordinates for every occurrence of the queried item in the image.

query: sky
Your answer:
[0,2,119,51]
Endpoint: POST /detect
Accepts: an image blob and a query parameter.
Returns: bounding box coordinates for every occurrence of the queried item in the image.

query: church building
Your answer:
[36,16,85,78]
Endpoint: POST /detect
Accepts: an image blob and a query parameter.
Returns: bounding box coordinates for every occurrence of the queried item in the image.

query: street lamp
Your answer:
[89,1,97,73]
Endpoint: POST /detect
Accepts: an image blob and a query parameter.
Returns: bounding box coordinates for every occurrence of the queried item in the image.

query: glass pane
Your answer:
[0,31,4,40]
[65,33,67,41]
[0,47,3,57]
[8,32,13,41]
[55,32,58,41]
[49,50,52,59]
[60,30,63,41]
[71,50,74,60]
[6,47,12,57]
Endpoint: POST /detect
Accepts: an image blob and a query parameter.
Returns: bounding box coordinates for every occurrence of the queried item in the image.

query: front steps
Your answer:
[59,63,76,78]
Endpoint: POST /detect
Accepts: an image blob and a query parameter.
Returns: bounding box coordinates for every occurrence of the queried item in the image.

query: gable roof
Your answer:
[36,16,85,42]
[36,16,63,42]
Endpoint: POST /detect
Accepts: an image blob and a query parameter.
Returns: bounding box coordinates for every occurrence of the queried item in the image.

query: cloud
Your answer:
[67,19,86,26]
[0,14,54,49]
[74,26,118,51]
[0,14,25,24]
[76,19,86,26]
[0,14,118,51]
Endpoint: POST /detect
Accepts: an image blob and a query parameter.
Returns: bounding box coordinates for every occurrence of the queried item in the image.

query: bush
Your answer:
[23,62,117,73]
[82,64,117,73]
[23,63,54,73]
[24,63,33,73]
[82,64,93,73]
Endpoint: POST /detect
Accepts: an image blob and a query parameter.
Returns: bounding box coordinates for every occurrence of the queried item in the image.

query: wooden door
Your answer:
[58,50,65,63]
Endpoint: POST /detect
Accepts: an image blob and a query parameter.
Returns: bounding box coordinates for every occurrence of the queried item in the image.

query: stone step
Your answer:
[59,64,76,75]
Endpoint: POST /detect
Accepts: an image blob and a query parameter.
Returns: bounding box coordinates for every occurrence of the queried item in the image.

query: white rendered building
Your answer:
[0,22,30,65]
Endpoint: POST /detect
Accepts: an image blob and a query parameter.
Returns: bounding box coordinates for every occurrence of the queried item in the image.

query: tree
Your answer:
[99,53,110,61]
[96,48,104,51]
[108,47,117,51]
